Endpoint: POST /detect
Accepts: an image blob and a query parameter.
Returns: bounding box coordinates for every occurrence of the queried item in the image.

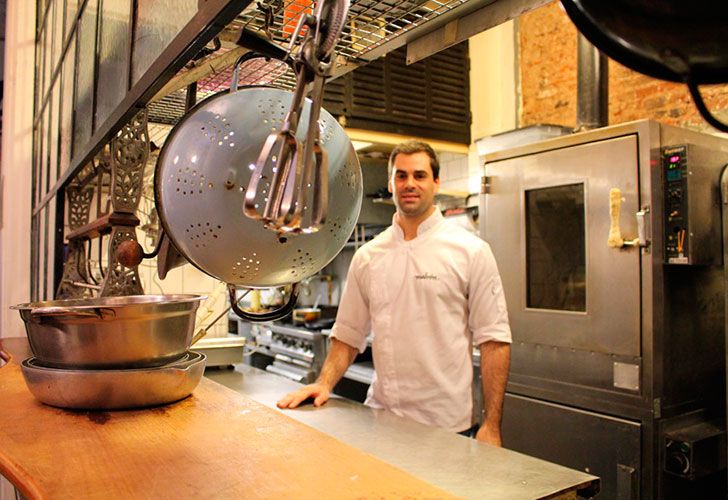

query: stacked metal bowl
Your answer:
[12,294,207,410]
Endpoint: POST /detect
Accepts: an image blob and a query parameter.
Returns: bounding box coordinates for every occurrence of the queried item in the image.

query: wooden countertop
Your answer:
[0,337,453,499]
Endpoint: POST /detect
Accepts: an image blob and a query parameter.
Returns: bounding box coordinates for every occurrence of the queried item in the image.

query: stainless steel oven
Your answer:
[481,120,728,499]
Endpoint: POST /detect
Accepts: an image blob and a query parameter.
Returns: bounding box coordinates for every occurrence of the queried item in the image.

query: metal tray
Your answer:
[21,351,206,410]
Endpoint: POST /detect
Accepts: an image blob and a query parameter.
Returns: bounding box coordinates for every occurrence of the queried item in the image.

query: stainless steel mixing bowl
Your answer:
[21,351,207,410]
[11,294,206,369]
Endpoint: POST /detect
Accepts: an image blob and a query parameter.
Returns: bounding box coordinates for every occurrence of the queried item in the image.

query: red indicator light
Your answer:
[670,155,680,162]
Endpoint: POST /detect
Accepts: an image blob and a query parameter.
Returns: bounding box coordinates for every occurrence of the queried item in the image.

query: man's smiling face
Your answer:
[388,151,440,220]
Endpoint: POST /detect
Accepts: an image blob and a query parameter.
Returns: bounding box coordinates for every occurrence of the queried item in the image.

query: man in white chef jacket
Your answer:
[278,141,512,445]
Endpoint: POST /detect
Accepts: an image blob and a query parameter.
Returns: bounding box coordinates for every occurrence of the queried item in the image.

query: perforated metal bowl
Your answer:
[155,86,362,288]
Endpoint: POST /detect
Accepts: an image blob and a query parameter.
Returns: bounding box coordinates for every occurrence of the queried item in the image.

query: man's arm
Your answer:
[276,338,358,409]
[475,341,511,446]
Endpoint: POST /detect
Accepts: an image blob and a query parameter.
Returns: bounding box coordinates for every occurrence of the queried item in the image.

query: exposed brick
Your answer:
[519,1,728,131]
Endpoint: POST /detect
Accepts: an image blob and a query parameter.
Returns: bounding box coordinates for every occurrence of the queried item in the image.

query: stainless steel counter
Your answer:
[205,364,599,499]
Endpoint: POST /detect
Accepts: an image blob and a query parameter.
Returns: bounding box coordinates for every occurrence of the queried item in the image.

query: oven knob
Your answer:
[666,451,690,475]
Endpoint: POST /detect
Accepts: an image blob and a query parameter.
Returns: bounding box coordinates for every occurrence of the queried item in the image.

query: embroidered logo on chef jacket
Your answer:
[415,273,439,280]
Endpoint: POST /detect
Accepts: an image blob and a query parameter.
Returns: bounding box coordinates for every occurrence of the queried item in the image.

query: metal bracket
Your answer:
[100,228,144,297]
[481,175,491,194]
[56,240,95,299]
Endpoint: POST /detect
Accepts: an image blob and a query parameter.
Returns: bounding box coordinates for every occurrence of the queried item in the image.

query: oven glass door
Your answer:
[484,135,641,356]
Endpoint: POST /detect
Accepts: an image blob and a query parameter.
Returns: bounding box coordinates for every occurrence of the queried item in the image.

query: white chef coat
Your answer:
[331,210,512,432]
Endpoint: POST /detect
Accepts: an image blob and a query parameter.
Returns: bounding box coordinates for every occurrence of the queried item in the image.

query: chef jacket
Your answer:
[331,210,512,432]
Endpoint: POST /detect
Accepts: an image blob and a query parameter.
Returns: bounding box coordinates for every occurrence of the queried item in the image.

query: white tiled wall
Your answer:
[137,256,230,338]
[437,150,483,208]
[438,151,470,193]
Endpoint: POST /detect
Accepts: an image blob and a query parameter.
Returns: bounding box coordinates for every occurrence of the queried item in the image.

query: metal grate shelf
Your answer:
[149,0,479,124]
[233,0,469,62]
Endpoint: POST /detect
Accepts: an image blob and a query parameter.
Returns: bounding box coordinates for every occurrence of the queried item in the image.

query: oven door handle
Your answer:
[622,207,650,248]
[608,188,649,248]
[634,207,650,248]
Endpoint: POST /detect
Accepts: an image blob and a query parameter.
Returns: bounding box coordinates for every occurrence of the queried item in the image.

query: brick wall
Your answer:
[518,1,728,132]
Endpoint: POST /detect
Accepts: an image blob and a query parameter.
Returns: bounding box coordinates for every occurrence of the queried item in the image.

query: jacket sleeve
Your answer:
[469,242,512,346]
[330,252,371,353]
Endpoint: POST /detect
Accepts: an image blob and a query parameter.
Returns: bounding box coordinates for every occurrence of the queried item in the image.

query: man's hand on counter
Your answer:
[278,338,358,410]
[475,423,502,447]
[277,382,332,409]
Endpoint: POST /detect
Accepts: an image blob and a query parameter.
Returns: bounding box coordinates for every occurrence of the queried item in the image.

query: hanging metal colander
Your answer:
[154,85,361,314]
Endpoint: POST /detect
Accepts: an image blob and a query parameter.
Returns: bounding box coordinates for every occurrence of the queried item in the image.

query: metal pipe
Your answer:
[576,32,608,131]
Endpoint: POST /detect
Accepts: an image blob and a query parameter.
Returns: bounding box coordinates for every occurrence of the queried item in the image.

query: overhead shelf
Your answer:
[152,0,539,107]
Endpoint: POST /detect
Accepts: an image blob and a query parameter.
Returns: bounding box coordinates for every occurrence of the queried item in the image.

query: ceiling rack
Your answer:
[149,0,529,122]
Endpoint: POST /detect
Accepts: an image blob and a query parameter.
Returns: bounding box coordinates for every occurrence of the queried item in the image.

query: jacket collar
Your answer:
[391,209,443,241]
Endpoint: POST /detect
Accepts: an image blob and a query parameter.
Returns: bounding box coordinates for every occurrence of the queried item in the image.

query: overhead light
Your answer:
[351,140,373,151]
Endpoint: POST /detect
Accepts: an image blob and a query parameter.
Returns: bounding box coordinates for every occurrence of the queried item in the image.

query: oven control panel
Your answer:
[662,144,722,266]
[663,145,689,264]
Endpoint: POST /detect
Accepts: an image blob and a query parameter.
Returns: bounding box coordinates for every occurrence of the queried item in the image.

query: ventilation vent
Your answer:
[324,41,470,144]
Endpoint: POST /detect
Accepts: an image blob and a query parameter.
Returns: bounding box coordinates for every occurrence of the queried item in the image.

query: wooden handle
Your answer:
[607,188,625,247]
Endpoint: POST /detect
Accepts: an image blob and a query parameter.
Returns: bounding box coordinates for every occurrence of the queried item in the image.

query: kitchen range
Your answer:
[240,307,375,398]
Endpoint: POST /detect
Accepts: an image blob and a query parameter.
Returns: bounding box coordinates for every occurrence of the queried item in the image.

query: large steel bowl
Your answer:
[21,351,207,410]
[11,294,206,369]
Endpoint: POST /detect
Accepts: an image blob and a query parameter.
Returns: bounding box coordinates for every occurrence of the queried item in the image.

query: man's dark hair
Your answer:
[388,141,440,180]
